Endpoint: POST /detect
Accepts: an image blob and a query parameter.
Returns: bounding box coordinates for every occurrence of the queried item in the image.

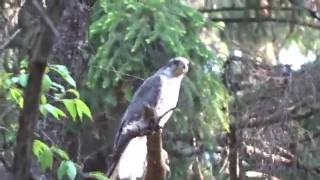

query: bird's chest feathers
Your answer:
[156,75,182,115]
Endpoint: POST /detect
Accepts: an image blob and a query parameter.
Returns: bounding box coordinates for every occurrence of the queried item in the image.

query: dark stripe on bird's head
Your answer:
[168,57,189,76]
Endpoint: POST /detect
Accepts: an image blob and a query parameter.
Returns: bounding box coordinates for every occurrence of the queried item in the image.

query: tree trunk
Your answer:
[13,0,61,179]
[144,129,166,180]
[52,0,90,83]
[229,124,239,180]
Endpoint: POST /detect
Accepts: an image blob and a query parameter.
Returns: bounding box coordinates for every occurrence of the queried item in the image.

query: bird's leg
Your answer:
[142,104,177,134]
[157,106,177,124]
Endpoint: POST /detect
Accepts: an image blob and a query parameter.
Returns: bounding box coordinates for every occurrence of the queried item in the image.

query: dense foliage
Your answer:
[87,1,229,178]
[88,0,228,125]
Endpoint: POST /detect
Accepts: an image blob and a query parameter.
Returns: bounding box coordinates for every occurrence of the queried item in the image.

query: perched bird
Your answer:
[107,57,189,179]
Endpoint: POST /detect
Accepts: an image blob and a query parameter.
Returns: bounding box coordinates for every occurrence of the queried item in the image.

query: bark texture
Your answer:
[229,125,239,180]
[12,0,62,179]
[145,129,166,180]
[52,0,90,82]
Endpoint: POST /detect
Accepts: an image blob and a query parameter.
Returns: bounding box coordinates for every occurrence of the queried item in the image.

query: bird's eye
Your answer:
[172,60,180,66]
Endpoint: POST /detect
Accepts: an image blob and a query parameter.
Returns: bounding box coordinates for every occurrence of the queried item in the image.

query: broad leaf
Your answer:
[57,160,77,180]
[62,99,77,121]
[51,82,66,92]
[32,140,53,171]
[50,65,76,87]
[51,146,69,160]
[75,99,92,120]
[40,95,47,104]
[66,89,80,99]
[40,147,53,171]
[33,140,48,158]
[42,74,52,92]
[43,104,66,119]
[9,88,23,108]
[18,74,28,87]
[88,171,109,180]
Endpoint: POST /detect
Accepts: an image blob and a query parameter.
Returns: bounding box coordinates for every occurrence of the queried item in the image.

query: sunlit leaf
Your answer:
[51,146,69,160]
[40,95,47,104]
[43,104,66,120]
[32,140,53,171]
[42,74,52,92]
[49,65,76,87]
[51,82,66,92]
[9,88,24,108]
[65,76,77,88]
[66,89,80,99]
[62,99,77,121]
[75,99,92,120]
[40,105,47,117]
[40,147,53,171]
[57,160,77,180]
[18,74,28,87]
[33,140,48,159]
[87,171,109,180]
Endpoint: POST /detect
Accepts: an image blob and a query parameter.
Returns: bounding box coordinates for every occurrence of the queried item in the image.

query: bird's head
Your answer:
[163,57,189,77]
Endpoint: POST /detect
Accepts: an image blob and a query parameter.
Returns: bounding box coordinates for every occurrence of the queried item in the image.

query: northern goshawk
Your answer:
[107,57,189,179]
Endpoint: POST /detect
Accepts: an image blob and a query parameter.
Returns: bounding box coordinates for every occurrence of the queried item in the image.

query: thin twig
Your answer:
[244,144,320,176]
[0,154,12,172]
[111,67,144,81]
[31,0,59,37]
[209,17,320,30]
[236,104,316,129]
[91,65,145,81]
[199,6,293,13]
[0,29,21,52]
[82,144,108,164]
[0,8,10,23]
[157,106,177,124]
[39,130,56,145]
[0,126,10,132]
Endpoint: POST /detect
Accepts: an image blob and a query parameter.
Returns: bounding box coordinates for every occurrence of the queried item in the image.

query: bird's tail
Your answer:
[106,134,132,178]
[106,155,119,178]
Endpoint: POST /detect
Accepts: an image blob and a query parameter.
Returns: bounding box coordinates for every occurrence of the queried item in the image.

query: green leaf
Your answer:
[43,104,66,120]
[39,105,47,117]
[66,89,80,99]
[88,171,109,180]
[9,88,23,108]
[40,95,47,104]
[33,140,48,158]
[50,65,76,87]
[32,140,53,171]
[40,147,53,171]
[57,160,77,180]
[51,82,66,92]
[42,74,52,92]
[75,99,92,120]
[65,76,77,88]
[51,146,69,160]
[18,74,28,87]
[62,99,77,121]
[9,76,19,85]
